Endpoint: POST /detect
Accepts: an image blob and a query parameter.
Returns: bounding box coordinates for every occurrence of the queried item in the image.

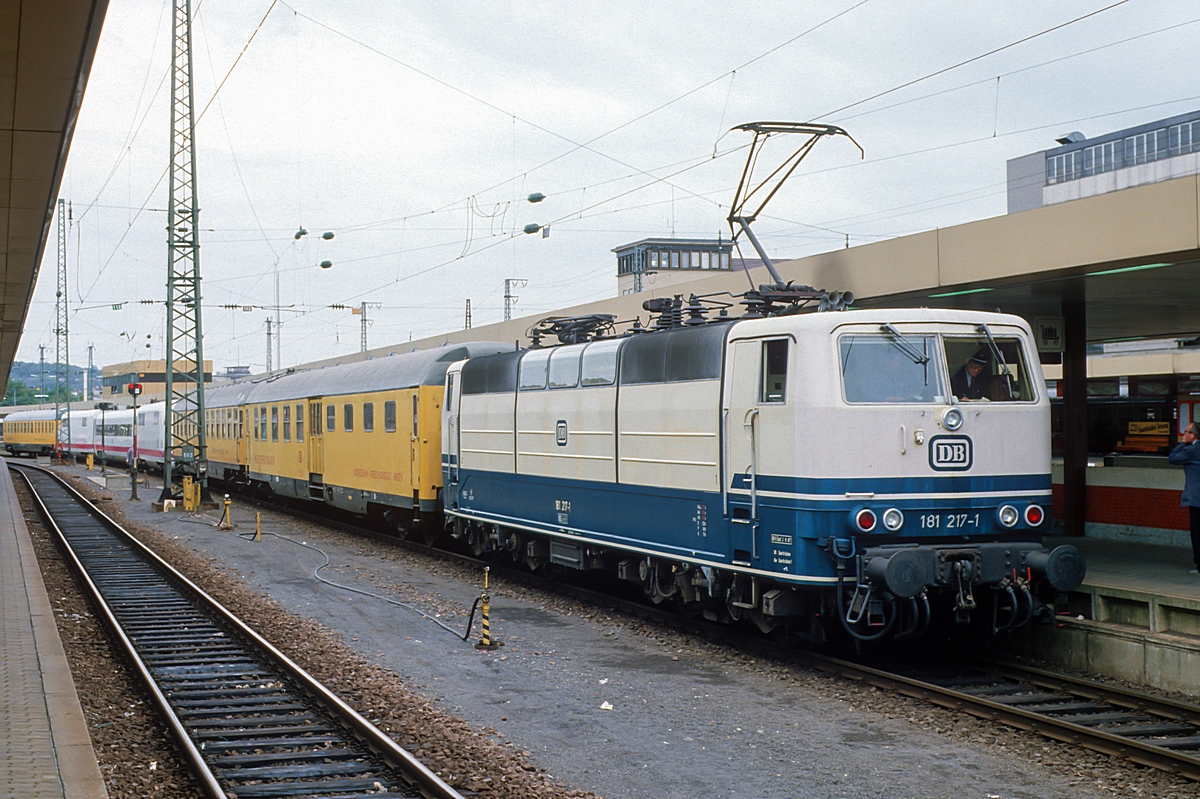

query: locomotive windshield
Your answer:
[839,331,1036,404]
[840,334,947,404]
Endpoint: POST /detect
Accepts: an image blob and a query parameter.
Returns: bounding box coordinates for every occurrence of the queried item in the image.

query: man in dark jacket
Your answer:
[1168,422,1200,573]
[951,349,993,401]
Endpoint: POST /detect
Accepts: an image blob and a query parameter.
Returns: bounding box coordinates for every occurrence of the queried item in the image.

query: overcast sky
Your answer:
[24,0,1200,372]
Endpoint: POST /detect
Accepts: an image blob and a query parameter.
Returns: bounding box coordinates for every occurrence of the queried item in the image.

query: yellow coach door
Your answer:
[308,399,324,479]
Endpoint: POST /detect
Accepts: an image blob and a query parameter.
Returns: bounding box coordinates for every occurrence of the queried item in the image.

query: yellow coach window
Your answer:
[363,402,374,432]
[343,403,354,432]
[283,405,291,441]
[384,401,396,433]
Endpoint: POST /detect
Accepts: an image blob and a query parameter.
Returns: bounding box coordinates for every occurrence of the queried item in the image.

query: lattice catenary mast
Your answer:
[160,0,210,503]
[54,200,71,457]
[503,278,526,322]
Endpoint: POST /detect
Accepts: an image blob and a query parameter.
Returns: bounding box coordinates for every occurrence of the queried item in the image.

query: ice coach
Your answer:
[441,122,1084,642]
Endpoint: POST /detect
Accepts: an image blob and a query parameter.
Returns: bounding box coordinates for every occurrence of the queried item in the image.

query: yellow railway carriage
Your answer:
[203,343,508,533]
[3,409,60,456]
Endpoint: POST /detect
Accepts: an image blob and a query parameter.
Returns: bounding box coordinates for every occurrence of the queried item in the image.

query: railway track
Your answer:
[66,467,1200,782]
[11,462,465,799]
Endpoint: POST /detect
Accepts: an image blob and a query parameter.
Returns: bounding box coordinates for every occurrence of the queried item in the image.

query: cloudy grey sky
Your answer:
[25,0,1200,372]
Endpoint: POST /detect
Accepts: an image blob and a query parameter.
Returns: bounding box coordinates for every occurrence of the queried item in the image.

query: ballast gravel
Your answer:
[44,467,1200,799]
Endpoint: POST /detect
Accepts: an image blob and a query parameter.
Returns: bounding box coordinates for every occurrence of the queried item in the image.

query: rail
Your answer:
[10,461,465,799]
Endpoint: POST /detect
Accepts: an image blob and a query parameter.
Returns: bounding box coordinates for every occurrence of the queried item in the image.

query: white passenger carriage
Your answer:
[443,307,1085,641]
[62,402,165,467]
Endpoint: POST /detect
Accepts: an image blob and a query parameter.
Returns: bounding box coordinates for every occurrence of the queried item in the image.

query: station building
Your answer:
[1008,109,1200,213]
[100,359,213,403]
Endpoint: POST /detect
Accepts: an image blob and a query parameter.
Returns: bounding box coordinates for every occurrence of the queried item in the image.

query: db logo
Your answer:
[929,436,972,471]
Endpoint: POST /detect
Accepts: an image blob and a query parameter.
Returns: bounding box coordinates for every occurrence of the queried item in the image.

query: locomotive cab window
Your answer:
[363,402,374,432]
[944,334,1034,403]
[519,349,551,390]
[840,333,947,404]
[760,339,788,403]
[384,400,397,432]
[343,403,354,432]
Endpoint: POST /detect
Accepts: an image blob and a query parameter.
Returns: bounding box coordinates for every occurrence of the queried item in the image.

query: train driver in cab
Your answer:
[952,348,996,401]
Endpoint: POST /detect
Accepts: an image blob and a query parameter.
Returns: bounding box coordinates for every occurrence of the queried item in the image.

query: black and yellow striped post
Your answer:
[475,566,500,651]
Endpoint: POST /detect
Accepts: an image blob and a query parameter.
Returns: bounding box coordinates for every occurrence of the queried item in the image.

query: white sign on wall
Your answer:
[1034,317,1065,353]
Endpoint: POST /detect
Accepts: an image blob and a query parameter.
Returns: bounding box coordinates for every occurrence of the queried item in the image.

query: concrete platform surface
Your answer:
[1014,535,1200,694]
[1052,535,1200,600]
[0,462,107,799]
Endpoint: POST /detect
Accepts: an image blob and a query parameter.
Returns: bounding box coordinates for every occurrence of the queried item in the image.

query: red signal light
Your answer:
[854,508,877,533]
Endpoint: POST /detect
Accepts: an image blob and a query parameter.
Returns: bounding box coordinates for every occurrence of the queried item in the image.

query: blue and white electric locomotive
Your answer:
[441,306,1084,641]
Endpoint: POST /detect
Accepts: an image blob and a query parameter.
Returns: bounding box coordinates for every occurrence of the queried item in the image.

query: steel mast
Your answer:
[160,0,210,503]
[54,199,70,459]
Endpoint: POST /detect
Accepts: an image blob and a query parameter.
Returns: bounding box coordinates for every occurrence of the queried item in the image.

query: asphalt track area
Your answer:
[66,471,1172,799]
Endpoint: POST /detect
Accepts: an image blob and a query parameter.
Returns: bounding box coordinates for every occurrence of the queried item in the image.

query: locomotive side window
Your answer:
[363,402,375,432]
[581,339,621,386]
[343,403,354,432]
[760,339,788,403]
[519,349,551,390]
[271,406,279,441]
[296,404,304,442]
[384,400,397,432]
[253,408,259,440]
[548,344,584,388]
[944,335,1035,402]
[840,334,946,404]
[412,394,419,437]
[260,407,267,440]
[326,404,336,432]
[283,405,291,441]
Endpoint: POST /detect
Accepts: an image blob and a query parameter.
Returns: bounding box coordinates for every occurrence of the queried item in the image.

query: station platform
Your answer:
[1007,534,1200,696]
[0,462,107,799]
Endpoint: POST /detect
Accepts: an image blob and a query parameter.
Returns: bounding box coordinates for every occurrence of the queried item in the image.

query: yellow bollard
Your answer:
[475,566,500,651]
[218,495,233,530]
[182,476,196,511]
[86,454,93,471]
[255,512,262,543]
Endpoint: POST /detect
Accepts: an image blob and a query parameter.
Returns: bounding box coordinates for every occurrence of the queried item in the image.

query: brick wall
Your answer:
[1051,484,1189,530]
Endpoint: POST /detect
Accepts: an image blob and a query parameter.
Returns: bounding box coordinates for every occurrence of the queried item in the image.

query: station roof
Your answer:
[0,0,109,397]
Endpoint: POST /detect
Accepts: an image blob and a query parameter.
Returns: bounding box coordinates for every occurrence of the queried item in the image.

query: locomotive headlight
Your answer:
[882,508,904,531]
[853,508,877,533]
[1024,504,1045,527]
[941,407,964,431]
[997,504,1019,528]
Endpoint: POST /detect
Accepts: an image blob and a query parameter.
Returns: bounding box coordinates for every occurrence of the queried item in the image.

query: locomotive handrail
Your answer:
[742,408,759,533]
[720,408,729,517]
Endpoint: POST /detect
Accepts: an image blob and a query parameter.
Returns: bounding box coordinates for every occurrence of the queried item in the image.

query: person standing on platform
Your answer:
[1168,422,1200,574]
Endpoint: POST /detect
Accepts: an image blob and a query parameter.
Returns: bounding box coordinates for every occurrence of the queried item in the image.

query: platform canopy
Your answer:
[0,0,109,398]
